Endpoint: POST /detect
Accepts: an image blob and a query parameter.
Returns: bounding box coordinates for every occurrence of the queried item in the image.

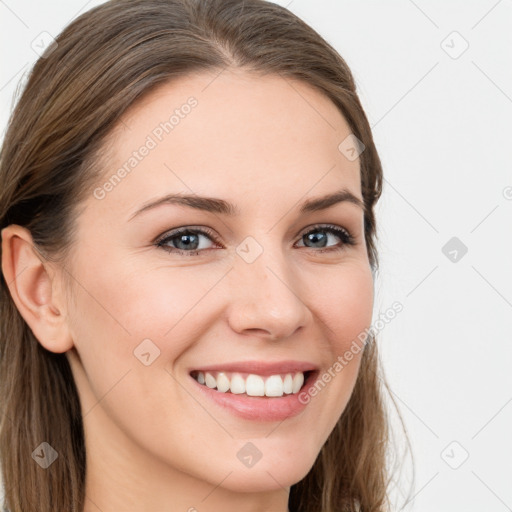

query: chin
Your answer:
[219,456,316,493]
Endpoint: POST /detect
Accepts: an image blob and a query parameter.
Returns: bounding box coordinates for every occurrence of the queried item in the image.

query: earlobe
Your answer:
[1,224,74,354]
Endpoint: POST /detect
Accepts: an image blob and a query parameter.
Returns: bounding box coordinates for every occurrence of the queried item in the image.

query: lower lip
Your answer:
[190,371,319,422]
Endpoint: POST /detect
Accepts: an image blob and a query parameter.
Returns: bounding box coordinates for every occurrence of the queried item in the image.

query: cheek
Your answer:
[65,258,210,441]
[312,261,374,350]
[299,261,374,441]
[70,253,218,341]
[66,257,226,394]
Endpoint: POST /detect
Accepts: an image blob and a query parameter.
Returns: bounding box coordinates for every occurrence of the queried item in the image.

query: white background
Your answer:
[1,1,511,511]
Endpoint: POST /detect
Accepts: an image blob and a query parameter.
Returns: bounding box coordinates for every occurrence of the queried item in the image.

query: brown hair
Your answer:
[0,0,409,510]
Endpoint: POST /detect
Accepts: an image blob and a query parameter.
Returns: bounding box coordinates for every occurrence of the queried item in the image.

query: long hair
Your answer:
[0,1,408,510]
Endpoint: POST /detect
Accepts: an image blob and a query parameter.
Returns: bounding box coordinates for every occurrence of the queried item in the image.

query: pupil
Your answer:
[306,231,327,248]
[177,233,198,250]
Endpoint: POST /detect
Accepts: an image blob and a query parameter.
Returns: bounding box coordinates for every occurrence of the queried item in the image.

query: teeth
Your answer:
[265,375,284,397]
[194,370,308,397]
[246,374,265,396]
[283,374,293,394]
[205,372,216,388]
[230,374,246,394]
[292,372,304,393]
[216,372,230,393]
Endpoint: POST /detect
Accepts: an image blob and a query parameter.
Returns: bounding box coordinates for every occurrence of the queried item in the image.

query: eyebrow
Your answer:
[128,187,365,221]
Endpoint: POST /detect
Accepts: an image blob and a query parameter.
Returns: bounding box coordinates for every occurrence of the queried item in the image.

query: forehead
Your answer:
[92,69,362,218]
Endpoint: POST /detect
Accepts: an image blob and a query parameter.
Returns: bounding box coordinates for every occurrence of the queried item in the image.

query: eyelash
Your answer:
[155,223,356,257]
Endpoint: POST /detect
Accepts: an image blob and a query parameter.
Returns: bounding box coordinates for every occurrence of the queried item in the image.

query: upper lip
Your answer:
[190,360,319,376]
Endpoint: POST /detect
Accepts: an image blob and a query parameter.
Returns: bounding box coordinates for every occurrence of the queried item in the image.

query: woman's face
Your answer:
[64,69,374,504]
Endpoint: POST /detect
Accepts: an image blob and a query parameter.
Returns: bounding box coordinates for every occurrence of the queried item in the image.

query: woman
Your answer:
[0,0,406,510]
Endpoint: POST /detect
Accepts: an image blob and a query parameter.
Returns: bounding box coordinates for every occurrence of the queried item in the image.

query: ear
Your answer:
[1,224,73,353]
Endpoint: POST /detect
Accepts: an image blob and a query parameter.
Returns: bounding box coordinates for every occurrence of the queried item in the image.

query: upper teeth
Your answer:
[193,371,305,397]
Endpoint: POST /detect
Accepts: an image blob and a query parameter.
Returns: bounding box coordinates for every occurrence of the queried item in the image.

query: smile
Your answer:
[188,364,320,422]
[190,370,310,397]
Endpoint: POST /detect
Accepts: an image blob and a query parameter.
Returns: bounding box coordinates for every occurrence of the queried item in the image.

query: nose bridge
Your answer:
[227,234,310,339]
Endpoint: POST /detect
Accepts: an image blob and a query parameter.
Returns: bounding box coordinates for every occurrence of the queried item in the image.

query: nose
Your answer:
[226,243,312,341]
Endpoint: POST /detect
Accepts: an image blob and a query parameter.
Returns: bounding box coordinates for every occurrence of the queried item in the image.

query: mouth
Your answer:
[189,369,317,398]
[187,361,320,421]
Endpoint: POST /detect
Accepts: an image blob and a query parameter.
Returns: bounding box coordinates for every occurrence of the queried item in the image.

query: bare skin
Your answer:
[2,68,374,512]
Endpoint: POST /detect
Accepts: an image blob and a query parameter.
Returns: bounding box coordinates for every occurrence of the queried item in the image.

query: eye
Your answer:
[155,226,220,256]
[155,223,356,256]
[295,224,356,253]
